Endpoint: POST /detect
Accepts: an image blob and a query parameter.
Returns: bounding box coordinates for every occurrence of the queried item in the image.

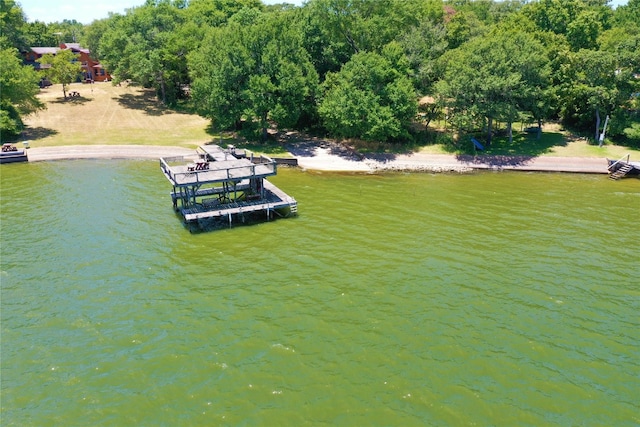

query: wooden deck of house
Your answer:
[160,144,297,230]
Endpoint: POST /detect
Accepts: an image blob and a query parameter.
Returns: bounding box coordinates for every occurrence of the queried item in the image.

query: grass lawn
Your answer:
[416,122,639,159]
[22,82,211,148]
[20,82,639,160]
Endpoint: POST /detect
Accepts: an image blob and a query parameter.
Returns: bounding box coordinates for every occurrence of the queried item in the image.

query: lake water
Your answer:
[1,160,638,426]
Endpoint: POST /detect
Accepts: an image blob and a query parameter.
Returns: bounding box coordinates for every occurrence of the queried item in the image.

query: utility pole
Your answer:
[599,115,609,147]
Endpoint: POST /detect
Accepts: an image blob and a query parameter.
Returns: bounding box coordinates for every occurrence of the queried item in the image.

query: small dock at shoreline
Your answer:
[0,144,28,164]
[607,154,640,180]
[160,144,297,230]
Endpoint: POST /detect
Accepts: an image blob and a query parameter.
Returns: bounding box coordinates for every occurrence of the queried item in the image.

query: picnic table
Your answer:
[69,91,80,97]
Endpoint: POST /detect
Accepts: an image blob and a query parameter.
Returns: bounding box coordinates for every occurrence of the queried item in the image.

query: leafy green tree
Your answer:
[523,0,583,35]
[243,12,319,138]
[445,0,525,26]
[48,20,85,45]
[82,17,113,61]
[559,47,638,142]
[302,0,442,80]
[307,0,442,55]
[444,9,484,49]
[37,49,82,98]
[398,18,447,94]
[0,0,29,50]
[189,24,250,132]
[559,49,615,141]
[613,0,640,28]
[99,1,187,104]
[566,9,602,51]
[436,29,550,144]
[318,43,417,142]
[0,43,44,139]
[22,21,58,47]
[189,11,318,139]
[185,0,263,27]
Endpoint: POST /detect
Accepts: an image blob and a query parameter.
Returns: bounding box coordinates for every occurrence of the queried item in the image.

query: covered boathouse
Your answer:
[160,144,297,231]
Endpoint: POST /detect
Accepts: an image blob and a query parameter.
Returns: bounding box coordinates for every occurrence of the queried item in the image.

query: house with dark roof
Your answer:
[22,43,111,83]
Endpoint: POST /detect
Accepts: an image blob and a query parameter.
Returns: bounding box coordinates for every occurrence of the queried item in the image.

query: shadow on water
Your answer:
[183,211,296,234]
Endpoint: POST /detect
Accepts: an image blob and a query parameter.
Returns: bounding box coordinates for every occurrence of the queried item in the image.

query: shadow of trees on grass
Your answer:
[50,96,92,105]
[115,89,197,117]
[437,131,567,157]
[115,91,168,116]
[21,126,58,141]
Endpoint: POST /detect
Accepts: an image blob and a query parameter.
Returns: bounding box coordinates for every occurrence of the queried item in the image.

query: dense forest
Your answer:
[2,0,639,148]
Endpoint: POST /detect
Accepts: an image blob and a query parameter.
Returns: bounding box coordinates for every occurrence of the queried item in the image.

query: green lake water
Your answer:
[1,160,638,426]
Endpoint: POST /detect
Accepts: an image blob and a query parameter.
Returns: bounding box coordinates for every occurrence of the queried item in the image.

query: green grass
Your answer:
[22,83,640,160]
[23,82,211,148]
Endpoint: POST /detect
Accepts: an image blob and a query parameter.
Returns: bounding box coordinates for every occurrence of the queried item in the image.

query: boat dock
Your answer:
[160,144,297,230]
[607,154,640,180]
[0,144,28,164]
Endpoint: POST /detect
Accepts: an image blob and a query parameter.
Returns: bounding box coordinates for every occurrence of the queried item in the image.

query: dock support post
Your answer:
[228,212,232,228]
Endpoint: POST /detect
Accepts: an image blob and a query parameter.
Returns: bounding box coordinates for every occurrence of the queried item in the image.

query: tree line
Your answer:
[2,0,639,147]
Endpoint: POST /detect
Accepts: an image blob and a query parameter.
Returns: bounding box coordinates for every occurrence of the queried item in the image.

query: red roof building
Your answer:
[22,43,111,82]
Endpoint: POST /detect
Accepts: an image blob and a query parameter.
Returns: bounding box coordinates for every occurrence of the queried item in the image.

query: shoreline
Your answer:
[23,143,609,174]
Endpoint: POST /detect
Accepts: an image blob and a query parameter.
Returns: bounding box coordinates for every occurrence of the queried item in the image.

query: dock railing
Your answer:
[160,157,179,182]
[607,154,630,171]
[161,156,277,186]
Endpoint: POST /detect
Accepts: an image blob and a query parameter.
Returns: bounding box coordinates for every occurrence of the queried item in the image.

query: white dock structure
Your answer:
[160,145,297,230]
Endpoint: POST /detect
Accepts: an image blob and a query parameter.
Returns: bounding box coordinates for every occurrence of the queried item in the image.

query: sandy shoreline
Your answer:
[23,143,609,174]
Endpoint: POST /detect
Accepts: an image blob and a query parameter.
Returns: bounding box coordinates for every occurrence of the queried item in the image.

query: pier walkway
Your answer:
[24,144,611,174]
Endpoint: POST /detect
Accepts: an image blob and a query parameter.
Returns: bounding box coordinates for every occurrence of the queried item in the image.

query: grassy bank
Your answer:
[22,82,210,148]
[21,82,639,160]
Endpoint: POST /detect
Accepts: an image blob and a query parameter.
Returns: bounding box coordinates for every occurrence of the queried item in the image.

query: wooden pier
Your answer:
[607,154,640,180]
[160,144,297,230]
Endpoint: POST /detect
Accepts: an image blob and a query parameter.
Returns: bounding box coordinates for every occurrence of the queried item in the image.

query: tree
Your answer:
[301,0,443,80]
[189,24,251,132]
[99,1,188,105]
[82,17,112,62]
[613,0,640,28]
[189,11,318,140]
[398,18,448,94]
[318,43,417,142]
[0,0,29,50]
[566,9,602,51]
[37,49,82,98]
[444,9,484,50]
[184,0,263,27]
[523,0,583,35]
[559,47,637,142]
[22,21,58,47]
[435,29,550,145]
[0,43,44,139]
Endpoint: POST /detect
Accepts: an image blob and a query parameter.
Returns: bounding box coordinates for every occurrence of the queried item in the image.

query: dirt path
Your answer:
[25,143,609,174]
[288,141,609,173]
[26,145,193,162]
